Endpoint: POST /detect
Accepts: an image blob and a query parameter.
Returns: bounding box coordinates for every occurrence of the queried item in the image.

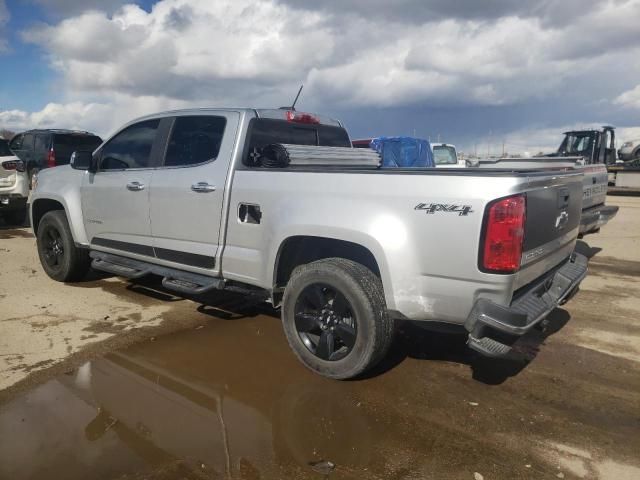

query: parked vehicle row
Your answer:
[7,129,102,188]
[354,132,618,235]
[30,107,589,379]
[618,138,640,161]
[0,138,29,225]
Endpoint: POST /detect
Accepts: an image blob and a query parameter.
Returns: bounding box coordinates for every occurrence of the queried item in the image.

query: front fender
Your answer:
[30,167,89,245]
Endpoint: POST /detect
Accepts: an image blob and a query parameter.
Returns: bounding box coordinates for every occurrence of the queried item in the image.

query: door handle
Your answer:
[191,182,216,193]
[126,181,145,191]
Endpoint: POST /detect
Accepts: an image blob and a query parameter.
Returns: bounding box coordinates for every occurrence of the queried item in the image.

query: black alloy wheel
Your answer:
[294,283,357,361]
[36,210,90,282]
[281,258,394,379]
[41,224,65,272]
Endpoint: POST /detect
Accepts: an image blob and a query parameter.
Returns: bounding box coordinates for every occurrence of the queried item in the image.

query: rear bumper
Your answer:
[579,204,619,235]
[464,253,588,357]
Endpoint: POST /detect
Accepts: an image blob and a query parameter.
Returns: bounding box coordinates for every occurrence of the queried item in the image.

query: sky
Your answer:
[1,0,640,154]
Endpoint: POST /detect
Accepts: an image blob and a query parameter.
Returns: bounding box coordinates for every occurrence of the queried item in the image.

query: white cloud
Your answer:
[3,0,640,142]
[19,0,640,109]
[615,85,640,109]
[0,96,192,137]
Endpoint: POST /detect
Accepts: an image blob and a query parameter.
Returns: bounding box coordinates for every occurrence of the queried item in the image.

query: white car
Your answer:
[431,143,466,168]
[618,139,640,161]
[0,138,29,225]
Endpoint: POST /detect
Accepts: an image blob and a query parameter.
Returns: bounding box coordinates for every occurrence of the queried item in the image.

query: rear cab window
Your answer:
[433,146,458,165]
[244,118,351,166]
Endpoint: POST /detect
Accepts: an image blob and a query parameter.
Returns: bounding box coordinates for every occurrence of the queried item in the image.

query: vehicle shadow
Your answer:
[365,308,572,385]
[575,239,602,259]
[67,270,572,384]
[0,217,32,238]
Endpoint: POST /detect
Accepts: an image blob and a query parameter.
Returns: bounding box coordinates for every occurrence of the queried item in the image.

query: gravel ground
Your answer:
[0,195,638,479]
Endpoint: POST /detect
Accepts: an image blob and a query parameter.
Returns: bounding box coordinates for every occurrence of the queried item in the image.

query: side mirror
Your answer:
[70,151,96,172]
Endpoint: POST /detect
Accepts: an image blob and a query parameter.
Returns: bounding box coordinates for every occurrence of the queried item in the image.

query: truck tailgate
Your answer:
[581,164,608,210]
[515,173,583,290]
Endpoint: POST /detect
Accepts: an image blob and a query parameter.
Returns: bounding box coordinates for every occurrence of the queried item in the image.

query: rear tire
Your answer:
[36,210,90,282]
[281,258,394,379]
[2,207,27,226]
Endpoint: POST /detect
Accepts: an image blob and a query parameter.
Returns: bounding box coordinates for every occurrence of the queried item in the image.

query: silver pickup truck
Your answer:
[30,108,588,379]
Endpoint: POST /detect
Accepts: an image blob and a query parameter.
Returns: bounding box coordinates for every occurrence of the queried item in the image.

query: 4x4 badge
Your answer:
[415,203,474,216]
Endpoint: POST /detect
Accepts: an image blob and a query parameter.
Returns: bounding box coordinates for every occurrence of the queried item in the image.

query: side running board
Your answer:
[90,251,224,295]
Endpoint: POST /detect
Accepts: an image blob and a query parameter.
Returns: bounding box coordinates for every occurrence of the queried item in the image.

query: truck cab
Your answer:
[556,126,617,165]
[30,108,589,379]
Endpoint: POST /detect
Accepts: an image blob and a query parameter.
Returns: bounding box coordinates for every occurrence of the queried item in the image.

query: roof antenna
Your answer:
[280,84,304,110]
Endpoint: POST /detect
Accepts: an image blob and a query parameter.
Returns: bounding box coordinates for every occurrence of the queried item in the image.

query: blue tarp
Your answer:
[370,136,435,168]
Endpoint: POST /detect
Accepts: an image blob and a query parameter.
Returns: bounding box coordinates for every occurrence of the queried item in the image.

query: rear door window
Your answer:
[34,135,49,153]
[163,116,227,167]
[99,120,160,170]
[21,133,34,151]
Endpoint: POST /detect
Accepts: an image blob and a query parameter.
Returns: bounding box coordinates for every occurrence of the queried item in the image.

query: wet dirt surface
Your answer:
[1,198,640,479]
[1,274,640,480]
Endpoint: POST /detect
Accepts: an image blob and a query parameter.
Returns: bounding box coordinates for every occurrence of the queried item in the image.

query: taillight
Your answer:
[286,110,320,124]
[1,160,26,172]
[47,148,56,167]
[481,194,526,273]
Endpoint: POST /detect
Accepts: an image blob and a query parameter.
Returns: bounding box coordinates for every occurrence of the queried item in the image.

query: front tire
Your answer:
[36,210,90,282]
[281,258,394,379]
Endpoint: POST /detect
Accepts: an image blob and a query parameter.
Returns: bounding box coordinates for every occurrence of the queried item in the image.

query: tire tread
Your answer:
[282,257,394,379]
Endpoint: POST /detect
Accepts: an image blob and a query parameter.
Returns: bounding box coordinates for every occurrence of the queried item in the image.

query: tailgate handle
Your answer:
[557,188,570,208]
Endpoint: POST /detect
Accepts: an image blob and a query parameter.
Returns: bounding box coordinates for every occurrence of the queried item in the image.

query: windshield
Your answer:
[432,145,457,165]
[0,139,12,157]
[560,133,595,155]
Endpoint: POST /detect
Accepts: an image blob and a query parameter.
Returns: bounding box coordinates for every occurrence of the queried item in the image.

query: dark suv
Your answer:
[9,129,102,186]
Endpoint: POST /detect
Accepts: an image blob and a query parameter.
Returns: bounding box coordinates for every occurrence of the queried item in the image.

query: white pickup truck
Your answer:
[30,108,588,379]
[431,143,466,168]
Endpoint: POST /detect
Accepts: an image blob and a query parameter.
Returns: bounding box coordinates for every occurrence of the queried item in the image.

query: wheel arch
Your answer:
[31,196,88,245]
[272,235,390,307]
[31,198,65,234]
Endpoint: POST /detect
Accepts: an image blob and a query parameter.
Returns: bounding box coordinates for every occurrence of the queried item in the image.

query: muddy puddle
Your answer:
[1,306,640,480]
